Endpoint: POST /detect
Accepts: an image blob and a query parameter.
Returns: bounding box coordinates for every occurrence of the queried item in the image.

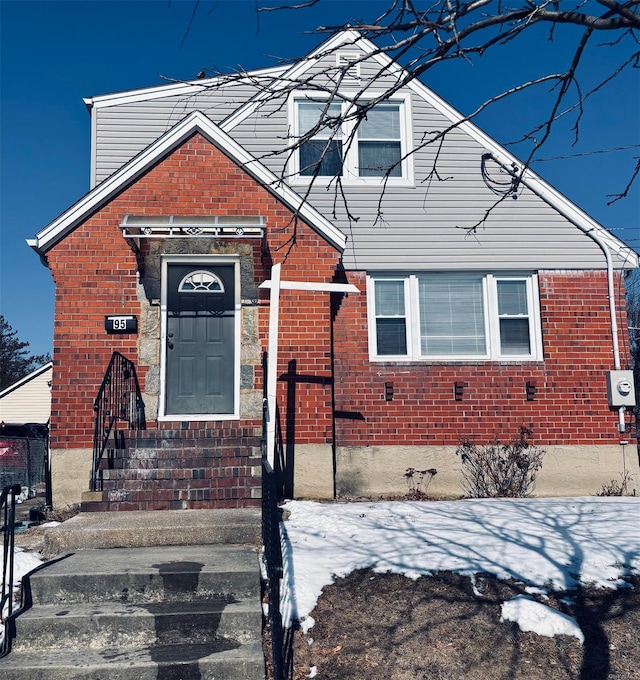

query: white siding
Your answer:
[0,366,52,424]
[89,43,626,272]
[93,82,266,184]
[233,89,607,270]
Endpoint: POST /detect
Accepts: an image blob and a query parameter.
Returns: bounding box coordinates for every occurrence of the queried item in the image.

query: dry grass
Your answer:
[267,570,639,680]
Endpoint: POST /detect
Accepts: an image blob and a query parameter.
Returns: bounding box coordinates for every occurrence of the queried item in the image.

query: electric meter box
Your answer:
[606,370,636,407]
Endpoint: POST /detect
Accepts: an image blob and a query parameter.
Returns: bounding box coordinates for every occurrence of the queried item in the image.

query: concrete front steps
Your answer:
[40,508,262,557]
[1,544,265,680]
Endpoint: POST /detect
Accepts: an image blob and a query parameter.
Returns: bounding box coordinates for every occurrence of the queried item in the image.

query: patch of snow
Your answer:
[500,595,584,644]
[1,547,44,645]
[300,615,315,634]
[279,497,640,638]
[15,487,30,504]
[307,666,317,678]
[524,586,549,599]
[12,547,43,576]
[469,573,485,597]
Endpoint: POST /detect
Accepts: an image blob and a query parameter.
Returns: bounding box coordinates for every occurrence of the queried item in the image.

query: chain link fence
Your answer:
[0,437,47,494]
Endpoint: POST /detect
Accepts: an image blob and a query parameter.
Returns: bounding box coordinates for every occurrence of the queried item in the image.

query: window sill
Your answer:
[158,413,240,422]
[290,175,415,189]
[369,357,545,364]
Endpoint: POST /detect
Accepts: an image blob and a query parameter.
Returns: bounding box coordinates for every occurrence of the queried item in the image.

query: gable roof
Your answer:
[28,111,347,255]
[220,29,637,267]
[0,362,53,399]
[32,30,637,268]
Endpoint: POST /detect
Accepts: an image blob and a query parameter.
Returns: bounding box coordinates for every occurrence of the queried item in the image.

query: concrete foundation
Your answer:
[330,444,640,500]
[50,447,92,508]
[293,444,334,499]
[51,441,639,507]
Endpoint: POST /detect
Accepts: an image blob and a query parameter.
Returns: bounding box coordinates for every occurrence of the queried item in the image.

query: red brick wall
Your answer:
[258,290,334,445]
[333,270,633,447]
[47,132,341,450]
[89,425,264,511]
[46,130,632,459]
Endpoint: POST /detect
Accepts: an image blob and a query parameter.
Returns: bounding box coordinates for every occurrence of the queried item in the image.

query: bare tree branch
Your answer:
[608,157,640,204]
[258,0,320,11]
[174,1,639,233]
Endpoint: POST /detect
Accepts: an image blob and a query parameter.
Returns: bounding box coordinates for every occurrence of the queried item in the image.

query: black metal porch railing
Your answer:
[262,457,285,680]
[91,352,146,492]
[1,483,22,657]
[261,351,286,680]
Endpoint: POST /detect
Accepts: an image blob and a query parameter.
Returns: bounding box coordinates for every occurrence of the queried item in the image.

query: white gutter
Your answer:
[487,154,628,433]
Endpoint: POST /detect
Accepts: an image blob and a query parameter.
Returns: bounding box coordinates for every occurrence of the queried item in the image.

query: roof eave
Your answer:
[31,111,346,254]
[83,64,289,110]
[0,362,53,399]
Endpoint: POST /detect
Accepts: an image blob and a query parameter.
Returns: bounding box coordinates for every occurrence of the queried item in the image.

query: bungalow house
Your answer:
[27,30,638,509]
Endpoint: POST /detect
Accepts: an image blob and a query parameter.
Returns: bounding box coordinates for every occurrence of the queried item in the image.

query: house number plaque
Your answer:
[105,315,138,334]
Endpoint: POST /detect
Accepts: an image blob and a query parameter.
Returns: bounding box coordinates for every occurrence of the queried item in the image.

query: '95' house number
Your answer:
[105,315,138,334]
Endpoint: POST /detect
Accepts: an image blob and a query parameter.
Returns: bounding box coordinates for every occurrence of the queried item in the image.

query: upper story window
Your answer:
[368,273,543,361]
[291,94,412,184]
[298,101,343,177]
[357,104,402,178]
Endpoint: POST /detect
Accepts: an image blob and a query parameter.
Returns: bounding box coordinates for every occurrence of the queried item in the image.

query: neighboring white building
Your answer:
[0,362,53,426]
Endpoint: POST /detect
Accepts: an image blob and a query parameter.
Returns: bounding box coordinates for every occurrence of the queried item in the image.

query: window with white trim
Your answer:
[357,104,402,177]
[292,95,411,182]
[298,101,343,177]
[368,273,543,361]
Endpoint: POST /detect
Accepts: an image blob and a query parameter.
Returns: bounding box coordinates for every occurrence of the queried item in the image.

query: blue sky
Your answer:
[1,0,639,357]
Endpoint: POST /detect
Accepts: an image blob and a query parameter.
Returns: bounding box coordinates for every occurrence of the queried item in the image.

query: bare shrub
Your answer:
[456,427,545,498]
[596,472,634,497]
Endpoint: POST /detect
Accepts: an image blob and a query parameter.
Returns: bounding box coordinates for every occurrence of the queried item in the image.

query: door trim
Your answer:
[158,255,241,421]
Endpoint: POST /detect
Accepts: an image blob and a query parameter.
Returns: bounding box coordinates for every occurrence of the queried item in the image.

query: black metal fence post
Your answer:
[1,483,22,657]
[261,351,286,680]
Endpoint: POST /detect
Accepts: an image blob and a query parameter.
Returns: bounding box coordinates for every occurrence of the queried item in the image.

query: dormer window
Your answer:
[357,104,402,178]
[298,101,343,177]
[291,93,413,184]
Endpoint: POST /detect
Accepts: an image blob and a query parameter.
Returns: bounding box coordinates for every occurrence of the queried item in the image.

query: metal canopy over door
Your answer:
[165,263,235,415]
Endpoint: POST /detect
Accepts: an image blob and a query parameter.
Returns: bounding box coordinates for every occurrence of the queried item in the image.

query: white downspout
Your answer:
[581,229,626,433]
[487,154,627,433]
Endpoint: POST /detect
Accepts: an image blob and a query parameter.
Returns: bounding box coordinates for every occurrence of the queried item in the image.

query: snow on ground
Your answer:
[500,595,585,643]
[279,497,640,640]
[0,547,44,646]
[3,498,639,647]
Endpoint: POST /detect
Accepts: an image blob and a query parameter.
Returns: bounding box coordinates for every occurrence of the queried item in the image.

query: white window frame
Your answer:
[367,273,543,362]
[288,91,414,186]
